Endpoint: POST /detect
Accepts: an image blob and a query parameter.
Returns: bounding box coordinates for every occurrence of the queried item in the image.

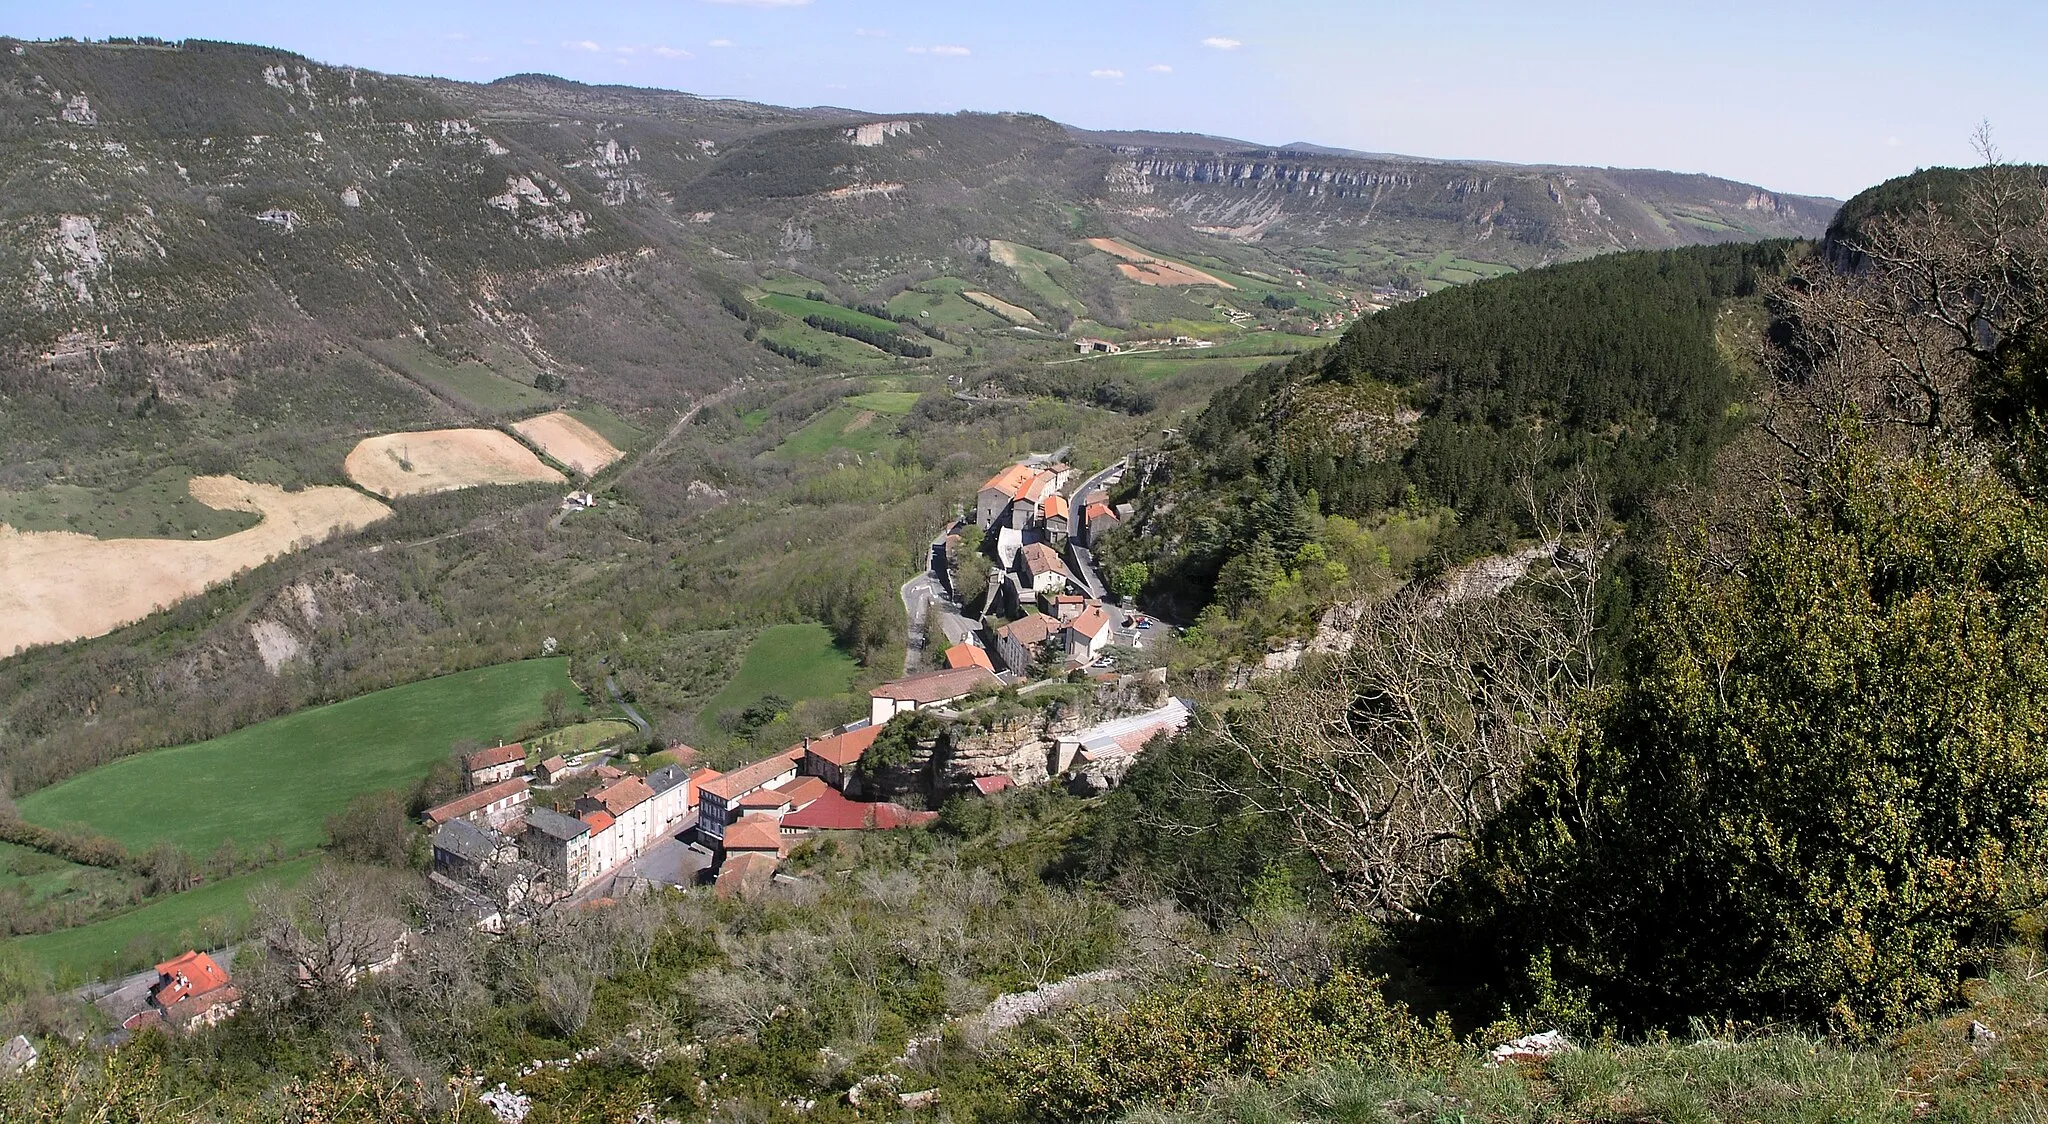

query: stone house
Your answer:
[462,744,526,790]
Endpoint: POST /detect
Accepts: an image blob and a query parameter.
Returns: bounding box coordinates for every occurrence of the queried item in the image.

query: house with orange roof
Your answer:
[779,789,938,833]
[945,643,995,673]
[124,951,241,1033]
[771,775,832,811]
[800,723,883,790]
[975,460,1074,532]
[991,612,1065,673]
[535,755,575,785]
[462,744,527,790]
[1065,604,1117,664]
[722,814,785,857]
[576,774,658,859]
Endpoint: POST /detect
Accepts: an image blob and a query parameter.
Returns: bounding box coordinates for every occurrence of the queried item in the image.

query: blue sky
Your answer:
[11,0,2043,199]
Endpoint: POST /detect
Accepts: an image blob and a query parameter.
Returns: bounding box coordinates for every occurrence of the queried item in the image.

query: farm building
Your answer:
[462,744,526,790]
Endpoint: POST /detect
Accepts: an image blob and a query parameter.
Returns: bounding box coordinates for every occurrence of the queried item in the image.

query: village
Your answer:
[84,455,1190,1043]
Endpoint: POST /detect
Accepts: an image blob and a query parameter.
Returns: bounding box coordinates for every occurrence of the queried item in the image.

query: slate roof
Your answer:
[524,807,591,842]
[645,763,688,796]
[432,819,504,866]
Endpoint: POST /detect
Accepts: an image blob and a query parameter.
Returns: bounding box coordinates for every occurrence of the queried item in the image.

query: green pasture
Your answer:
[1083,353,1287,383]
[694,623,859,745]
[759,323,891,367]
[530,719,639,760]
[845,391,922,414]
[759,293,903,335]
[0,468,261,540]
[887,279,1008,329]
[773,405,902,459]
[10,856,318,981]
[17,659,584,858]
[364,338,554,413]
[565,405,645,450]
[0,842,143,909]
[993,241,1087,314]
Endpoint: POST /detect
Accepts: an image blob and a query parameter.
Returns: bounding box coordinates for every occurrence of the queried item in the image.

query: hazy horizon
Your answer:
[9,0,2045,200]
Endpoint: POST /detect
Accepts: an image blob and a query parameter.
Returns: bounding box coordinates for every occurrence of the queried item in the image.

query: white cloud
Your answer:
[1201,36,1242,50]
[1148,63,1173,73]
[564,39,602,52]
[855,27,887,37]
[653,45,693,59]
[708,38,735,47]
[1090,68,1124,79]
[1885,135,1902,147]
[615,45,639,54]
[930,44,971,56]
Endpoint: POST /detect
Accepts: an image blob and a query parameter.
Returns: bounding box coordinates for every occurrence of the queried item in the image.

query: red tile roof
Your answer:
[1083,501,1115,525]
[945,644,995,671]
[595,765,625,781]
[972,775,1014,796]
[1042,492,1070,520]
[998,613,1064,647]
[699,755,799,803]
[666,744,700,767]
[981,463,1039,499]
[538,755,570,777]
[580,810,615,834]
[779,789,939,832]
[870,666,998,705]
[588,775,654,816]
[771,775,832,809]
[464,744,525,772]
[740,789,793,810]
[803,724,882,768]
[723,814,784,853]
[424,777,529,825]
[714,851,779,899]
[1018,542,1070,581]
[1069,604,1114,640]
[154,950,231,1004]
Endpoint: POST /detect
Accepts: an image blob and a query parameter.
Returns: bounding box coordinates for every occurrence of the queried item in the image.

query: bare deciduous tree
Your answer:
[1219,489,1603,922]
[1764,131,2048,464]
[250,863,409,1005]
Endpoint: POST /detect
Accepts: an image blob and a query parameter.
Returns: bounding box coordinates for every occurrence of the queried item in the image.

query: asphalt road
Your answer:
[569,818,712,903]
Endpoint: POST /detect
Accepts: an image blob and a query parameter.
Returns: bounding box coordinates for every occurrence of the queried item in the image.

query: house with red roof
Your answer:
[423,777,530,831]
[779,789,938,834]
[801,724,883,791]
[463,744,526,790]
[975,461,1073,532]
[124,951,241,1033]
[722,814,785,856]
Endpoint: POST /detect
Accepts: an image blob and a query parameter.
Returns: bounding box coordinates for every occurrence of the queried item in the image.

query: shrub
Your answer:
[1003,969,1452,1120]
[1432,444,2048,1035]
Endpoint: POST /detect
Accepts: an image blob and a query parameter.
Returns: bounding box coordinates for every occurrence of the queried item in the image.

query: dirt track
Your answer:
[0,476,392,655]
[344,429,566,498]
[511,412,623,476]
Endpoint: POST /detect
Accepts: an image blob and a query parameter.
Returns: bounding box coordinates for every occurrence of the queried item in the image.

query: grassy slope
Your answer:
[844,391,922,414]
[10,856,318,981]
[693,623,858,745]
[363,338,554,413]
[774,406,903,458]
[0,467,263,539]
[888,279,1008,329]
[565,405,645,450]
[17,659,582,857]
[0,842,142,906]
